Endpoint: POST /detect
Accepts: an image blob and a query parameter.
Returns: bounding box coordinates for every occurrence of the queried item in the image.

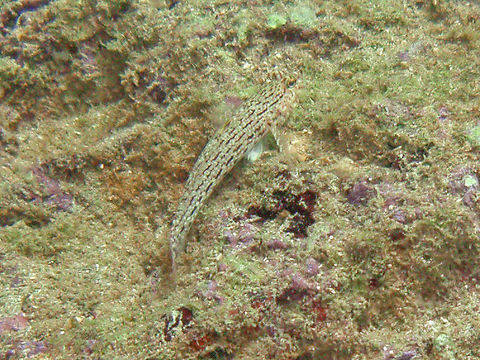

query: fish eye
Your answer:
[286,77,297,88]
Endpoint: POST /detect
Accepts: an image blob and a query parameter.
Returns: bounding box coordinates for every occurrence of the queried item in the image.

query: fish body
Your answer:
[169,77,297,268]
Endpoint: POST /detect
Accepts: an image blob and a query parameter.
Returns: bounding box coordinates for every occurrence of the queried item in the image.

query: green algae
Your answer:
[266,14,287,30]
[289,5,317,28]
[463,174,478,188]
[1,0,480,359]
[467,125,480,147]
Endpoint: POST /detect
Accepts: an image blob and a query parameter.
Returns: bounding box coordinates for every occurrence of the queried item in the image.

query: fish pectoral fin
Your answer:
[246,138,266,162]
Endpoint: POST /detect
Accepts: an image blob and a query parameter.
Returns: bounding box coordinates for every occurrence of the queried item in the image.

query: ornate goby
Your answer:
[169,76,298,269]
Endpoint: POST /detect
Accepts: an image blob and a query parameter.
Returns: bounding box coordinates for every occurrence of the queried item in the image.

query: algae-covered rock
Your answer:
[1,0,480,359]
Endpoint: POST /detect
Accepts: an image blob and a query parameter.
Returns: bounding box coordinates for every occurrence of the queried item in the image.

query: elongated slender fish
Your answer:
[169,77,298,269]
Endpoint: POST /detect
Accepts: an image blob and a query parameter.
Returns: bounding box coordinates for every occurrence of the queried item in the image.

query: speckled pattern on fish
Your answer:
[169,77,298,269]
